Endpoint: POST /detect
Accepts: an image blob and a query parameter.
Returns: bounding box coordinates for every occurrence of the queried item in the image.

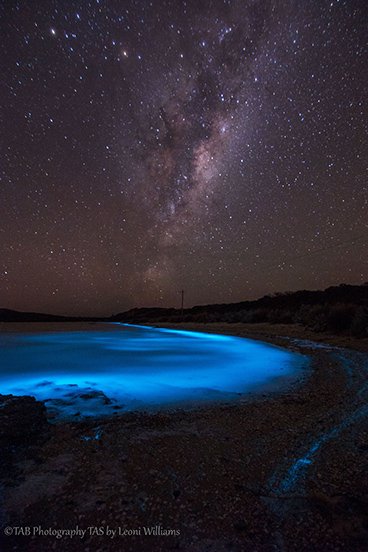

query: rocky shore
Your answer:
[0,323,367,552]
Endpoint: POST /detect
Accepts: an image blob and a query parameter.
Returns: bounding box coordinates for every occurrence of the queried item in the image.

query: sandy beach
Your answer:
[0,323,367,551]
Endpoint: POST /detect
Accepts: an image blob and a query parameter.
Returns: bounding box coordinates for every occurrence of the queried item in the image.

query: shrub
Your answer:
[325,304,355,333]
[350,307,368,337]
[296,305,327,331]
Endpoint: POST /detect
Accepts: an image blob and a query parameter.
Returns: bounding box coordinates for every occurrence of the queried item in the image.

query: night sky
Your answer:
[1,1,367,316]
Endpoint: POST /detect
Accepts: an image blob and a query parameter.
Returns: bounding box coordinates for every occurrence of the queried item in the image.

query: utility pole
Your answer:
[180,289,184,319]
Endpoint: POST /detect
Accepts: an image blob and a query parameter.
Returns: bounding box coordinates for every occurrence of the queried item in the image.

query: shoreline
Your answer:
[1,319,367,351]
[148,321,368,352]
[0,323,367,551]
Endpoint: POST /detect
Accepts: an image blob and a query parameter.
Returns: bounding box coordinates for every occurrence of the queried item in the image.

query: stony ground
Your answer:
[0,323,367,552]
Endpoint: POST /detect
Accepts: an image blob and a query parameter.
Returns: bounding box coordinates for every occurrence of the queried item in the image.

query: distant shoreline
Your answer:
[1,319,367,351]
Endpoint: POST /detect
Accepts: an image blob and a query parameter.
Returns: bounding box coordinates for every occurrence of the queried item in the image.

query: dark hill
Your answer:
[2,283,367,337]
[112,283,368,337]
[0,309,99,323]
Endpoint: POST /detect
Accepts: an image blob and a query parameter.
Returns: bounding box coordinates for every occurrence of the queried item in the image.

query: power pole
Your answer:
[180,289,184,319]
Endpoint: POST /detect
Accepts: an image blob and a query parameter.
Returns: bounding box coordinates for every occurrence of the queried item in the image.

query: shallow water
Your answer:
[0,323,308,420]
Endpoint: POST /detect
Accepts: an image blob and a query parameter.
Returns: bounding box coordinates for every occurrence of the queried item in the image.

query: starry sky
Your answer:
[1,0,367,316]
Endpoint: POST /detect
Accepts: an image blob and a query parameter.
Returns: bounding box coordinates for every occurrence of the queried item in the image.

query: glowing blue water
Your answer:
[0,323,308,420]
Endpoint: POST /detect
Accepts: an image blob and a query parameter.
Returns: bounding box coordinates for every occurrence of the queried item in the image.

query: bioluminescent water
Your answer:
[0,323,308,420]
[268,349,368,497]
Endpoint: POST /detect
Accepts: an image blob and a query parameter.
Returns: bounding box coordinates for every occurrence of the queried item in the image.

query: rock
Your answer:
[0,394,49,475]
[79,391,112,404]
[0,394,49,445]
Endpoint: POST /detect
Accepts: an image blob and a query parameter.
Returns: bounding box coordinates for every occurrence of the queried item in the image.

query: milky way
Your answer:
[1,1,367,315]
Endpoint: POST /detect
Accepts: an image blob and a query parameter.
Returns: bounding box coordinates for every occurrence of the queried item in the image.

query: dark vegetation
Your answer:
[1,283,367,337]
[112,283,368,337]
